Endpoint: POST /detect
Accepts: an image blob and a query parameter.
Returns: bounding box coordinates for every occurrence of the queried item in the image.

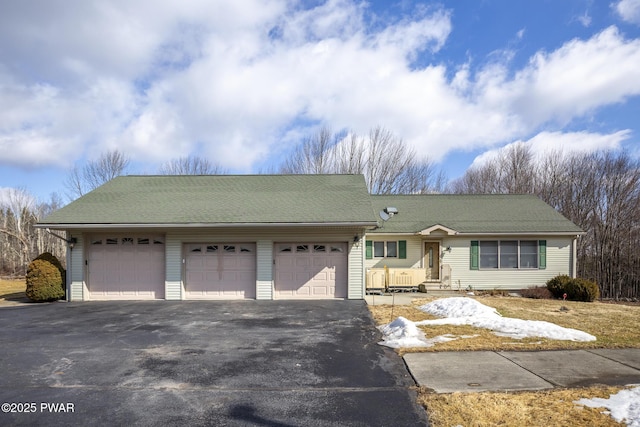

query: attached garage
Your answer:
[39,175,377,301]
[87,235,165,300]
[185,243,256,299]
[274,242,348,299]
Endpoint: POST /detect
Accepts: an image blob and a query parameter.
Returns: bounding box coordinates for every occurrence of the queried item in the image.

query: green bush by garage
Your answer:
[25,252,66,302]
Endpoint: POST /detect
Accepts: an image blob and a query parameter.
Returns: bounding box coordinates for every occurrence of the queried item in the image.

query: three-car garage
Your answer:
[86,236,350,300]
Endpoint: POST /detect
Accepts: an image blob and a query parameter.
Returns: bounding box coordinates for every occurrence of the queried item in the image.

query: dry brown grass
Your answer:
[369,296,640,426]
[0,278,26,300]
[368,295,640,354]
[421,385,627,427]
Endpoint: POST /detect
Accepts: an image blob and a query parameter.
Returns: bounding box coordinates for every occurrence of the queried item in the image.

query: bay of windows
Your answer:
[479,240,539,269]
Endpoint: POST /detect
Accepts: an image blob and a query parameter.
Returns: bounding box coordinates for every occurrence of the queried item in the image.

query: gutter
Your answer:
[36,221,380,230]
[454,231,586,237]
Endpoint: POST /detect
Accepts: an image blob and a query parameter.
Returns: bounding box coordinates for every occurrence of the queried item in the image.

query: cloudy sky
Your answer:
[1,0,640,202]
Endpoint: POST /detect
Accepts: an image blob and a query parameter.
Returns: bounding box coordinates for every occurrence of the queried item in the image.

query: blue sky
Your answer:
[1,0,640,203]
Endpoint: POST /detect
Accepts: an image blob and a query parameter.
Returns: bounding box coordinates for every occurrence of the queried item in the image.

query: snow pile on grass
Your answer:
[420,296,500,318]
[377,297,596,348]
[416,297,596,342]
[575,386,640,427]
[378,317,430,348]
[377,316,475,349]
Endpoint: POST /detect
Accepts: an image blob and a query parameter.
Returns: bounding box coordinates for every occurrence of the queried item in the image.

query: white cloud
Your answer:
[1,1,640,173]
[470,130,631,168]
[614,0,640,25]
[475,26,640,127]
[0,187,36,211]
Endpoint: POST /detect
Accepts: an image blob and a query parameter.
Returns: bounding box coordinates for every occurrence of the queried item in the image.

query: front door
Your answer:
[424,242,440,281]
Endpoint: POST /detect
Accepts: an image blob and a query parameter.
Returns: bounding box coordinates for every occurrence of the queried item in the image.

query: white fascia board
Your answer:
[36,221,379,230]
[455,231,586,237]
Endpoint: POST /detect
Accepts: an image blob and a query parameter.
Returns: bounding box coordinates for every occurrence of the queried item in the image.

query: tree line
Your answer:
[0,190,66,276]
[2,127,639,299]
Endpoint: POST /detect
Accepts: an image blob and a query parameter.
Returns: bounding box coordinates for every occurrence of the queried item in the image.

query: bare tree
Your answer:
[0,188,35,273]
[280,127,338,174]
[280,126,443,194]
[448,143,535,194]
[158,156,227,175]
[65,150,130,199]
[0,190,67,276]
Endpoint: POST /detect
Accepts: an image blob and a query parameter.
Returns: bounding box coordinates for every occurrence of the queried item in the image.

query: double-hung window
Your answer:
[373,241,397,258]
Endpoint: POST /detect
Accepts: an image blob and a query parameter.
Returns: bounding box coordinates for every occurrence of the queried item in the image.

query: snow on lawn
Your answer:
[378,297,596,348]
[378,316,476,348]
[575,386,640,427]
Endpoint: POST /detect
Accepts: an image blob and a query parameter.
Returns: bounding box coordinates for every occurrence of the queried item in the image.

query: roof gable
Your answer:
[41,175,377,228]
[418,224,458,236]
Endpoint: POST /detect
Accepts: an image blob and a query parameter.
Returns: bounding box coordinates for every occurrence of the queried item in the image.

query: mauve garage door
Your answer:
[88,235,165,300]
[185,243,256,299]
[275,242,348,299]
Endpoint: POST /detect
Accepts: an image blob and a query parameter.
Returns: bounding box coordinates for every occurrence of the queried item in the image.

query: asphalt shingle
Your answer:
[370,194,583,234]
[41,175,377,226]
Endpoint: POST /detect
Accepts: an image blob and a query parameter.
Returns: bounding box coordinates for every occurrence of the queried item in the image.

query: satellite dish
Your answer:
[379,210,390,221]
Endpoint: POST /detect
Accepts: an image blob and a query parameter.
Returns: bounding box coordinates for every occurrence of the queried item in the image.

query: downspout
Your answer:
[572,235,579,279]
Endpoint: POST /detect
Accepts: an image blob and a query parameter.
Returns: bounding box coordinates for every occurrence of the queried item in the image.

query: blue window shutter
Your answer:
[539,240,547,269]
[470,241,479,270]
[399,240,407,259]
[365,240,373,260]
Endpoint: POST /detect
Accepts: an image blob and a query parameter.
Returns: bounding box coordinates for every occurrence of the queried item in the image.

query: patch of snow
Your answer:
[377,297,596,349]
[420,297,500,318]
[415,297,596,342]
[378,316,431,348]
[575,386,640,427]
[377,317,478,349]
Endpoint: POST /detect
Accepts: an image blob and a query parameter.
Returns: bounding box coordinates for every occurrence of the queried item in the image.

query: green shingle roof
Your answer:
[40,175,377,227]
[370,194,583,234]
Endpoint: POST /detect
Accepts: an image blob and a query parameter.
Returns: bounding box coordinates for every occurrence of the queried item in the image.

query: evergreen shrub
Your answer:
[25,254,65,302]
[546,274,599,302]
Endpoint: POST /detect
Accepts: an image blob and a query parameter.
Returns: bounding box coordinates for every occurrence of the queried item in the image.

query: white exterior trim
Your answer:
[418,224,458,236]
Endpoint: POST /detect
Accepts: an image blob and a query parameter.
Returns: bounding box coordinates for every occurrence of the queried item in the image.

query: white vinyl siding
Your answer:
[441,237,573,290]
[348,240,364,299]
[256,240,273,300]
[165,236,183,300]
[69,232,84,301]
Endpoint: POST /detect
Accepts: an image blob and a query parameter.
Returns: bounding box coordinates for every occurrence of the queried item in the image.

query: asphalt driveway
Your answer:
[0,300,428,426]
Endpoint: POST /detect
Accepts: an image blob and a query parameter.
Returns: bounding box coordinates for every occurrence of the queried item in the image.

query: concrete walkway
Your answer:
[404,348,640,393]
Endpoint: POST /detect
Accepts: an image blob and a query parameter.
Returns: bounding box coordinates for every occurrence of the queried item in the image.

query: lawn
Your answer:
[421,385,628,427]
[369,296,640,354]
[0,278,26,301]
[368,295,640,427]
